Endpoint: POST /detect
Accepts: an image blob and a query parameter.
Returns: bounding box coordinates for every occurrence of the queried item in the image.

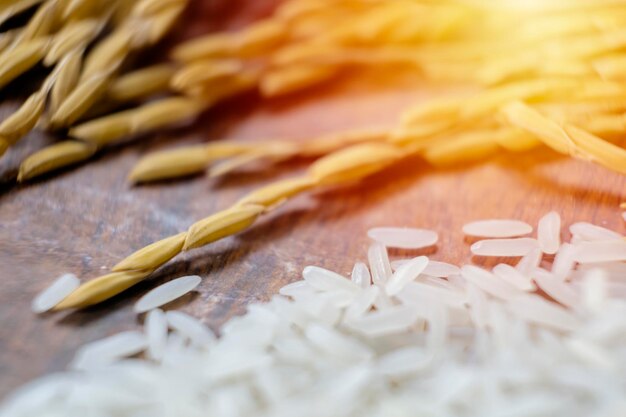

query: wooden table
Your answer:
[0,0,625,398]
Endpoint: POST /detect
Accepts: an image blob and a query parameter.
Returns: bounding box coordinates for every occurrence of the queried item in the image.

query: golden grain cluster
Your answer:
[0,0,200,180]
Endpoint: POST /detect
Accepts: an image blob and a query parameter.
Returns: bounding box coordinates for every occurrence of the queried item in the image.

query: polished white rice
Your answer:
[134,275,202,313]
[462,219,532,238]
[385,256,428,295]
[8,214,626,417]
[367,227,438,249]
[569,222,623,241]
[537,211,561,254]
[31,273,80,314]
[471,238,539,257]
[144,308,168,361]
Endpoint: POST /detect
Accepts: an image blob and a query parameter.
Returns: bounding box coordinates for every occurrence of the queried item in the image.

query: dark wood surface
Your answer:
[0,0,625,398]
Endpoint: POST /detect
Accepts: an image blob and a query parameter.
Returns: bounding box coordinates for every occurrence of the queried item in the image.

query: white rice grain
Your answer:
[537,211,561,255]
[367,242,392,284]
[532,268,581,309]
[551,243,577,280]
[508,295,580,331]
[462,219,532,238]
[471,238,539,257]
[573,240,626,263]
[71,331,147,370]
[302,266,360,293]
[166,311,215,348]
[461,265,519,300]
[367,227,438,249]
[134,275,202,313]
[351,262,371,288]
[569,222,623,242]
[385,256,429,295]
[31,273,80,314]
[493,263,536,291]
[144,308,168,361]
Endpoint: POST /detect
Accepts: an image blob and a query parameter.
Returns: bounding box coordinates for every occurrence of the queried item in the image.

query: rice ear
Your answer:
[236,176,317,207]
[309,143,405,185]
[0,90,46,143]
[0,37,49,89]
[563,124,626,175]
[183,204,266,250]
[54,270,152,310]
[18,140,97,182]
[128,145,212,183]
[113,232,187,272]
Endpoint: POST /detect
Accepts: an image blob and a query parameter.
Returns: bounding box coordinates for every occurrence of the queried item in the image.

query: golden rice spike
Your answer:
[128,143,250,183]
[208,144,299,179]
[309,142,405,185]
[132,0,186,16]
[563,124,626,175]
[79,28,132,83]
[108,64,175,102]
[112,232,187,272]
[260,65,337,97]
[48,70,114,130]
[422,129,501,166]
[172,19,286,61]
[14,0,58,45]
[171,59,243,92]
[0,37,49,90]
[67,108,132,147]
[0,0,45,27]
[501,101,572,155]
[236,176,317,208]
[17,140,97,181]
[183,72,258,102]
[69,96,206,147]
[298,127,390,157]
[44,18,103,66]
[0,90,46,144]
[183,204,266,250]
[142,2,186,45]
[48,48,83,117]
[130,96,206,132]
[54,270,152,310]
[0,28,19,53]
[0,137,9,157]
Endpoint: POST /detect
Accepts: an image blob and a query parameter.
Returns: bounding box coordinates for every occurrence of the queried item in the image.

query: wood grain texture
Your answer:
[0,0,625,398]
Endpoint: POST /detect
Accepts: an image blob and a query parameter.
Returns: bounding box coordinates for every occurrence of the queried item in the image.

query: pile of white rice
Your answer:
[2,212,626,417]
